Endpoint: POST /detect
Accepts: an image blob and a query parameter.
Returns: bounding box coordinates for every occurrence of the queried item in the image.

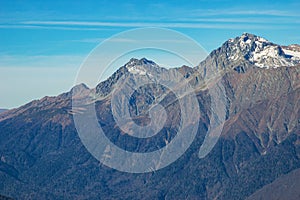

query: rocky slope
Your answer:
[0,33,299,199]
[0,109,7,114]
[247,168,300,200]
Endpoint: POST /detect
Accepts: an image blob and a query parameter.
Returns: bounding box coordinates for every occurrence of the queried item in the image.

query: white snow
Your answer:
[249,45,295,68]
[245,39,252,44]
[254,41,264,52]
[229,54,239,61]
[258,37,267,42]
[282,48,300,59]
[127,65,147,75]
[239,40,246,49]
[229,34,300,69]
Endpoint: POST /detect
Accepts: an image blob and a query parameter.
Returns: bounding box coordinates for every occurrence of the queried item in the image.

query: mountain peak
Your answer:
[125,58,159,75]
[126,58,156,67]
[95,58,162,96]
[198,33,300,79]
[225,33,300,68]
[71,83,89,96]
[228,33,268,44]
[241,32,266,40]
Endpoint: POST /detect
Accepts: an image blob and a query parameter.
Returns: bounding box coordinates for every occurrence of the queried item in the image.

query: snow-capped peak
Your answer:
[127,66,147,75]
[125,58,158,76]
[282,44,300,61]
[227,33,300,68]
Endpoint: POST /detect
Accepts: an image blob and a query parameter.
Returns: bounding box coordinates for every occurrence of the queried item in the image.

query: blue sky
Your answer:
[1,0,300,108]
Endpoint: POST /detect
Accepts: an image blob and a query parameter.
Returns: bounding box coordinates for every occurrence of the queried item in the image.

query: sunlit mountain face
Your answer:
[0,33,300,199]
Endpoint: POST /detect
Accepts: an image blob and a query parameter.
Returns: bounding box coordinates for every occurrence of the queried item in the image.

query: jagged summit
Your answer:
[124,58,159,75]
[95,58,165,96]
[230,32,268,42]
[199,33,300,77]
[126,58,157,66]
[226,33,300,68]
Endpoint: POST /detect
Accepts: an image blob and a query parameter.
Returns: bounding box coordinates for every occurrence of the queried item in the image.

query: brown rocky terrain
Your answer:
[0,33,299,199]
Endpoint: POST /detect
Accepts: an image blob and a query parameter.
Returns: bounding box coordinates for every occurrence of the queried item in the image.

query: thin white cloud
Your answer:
[191,9,300,17]
[0,24,113,31]
[229,10,298,17]
[1,8,298,31]
[69,37,197,45]
[19,20,283,30]
[176,17,298,24]
[70,38,105,43]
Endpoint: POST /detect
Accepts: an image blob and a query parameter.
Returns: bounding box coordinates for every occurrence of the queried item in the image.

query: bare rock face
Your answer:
[197,33,300,81]
[0,33,299,199]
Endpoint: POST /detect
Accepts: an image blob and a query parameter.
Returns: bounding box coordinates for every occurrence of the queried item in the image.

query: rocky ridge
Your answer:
[0,33,299,199]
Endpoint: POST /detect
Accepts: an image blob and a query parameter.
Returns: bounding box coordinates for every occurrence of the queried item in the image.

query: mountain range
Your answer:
[0,33,299,199]
[0,109,7,114]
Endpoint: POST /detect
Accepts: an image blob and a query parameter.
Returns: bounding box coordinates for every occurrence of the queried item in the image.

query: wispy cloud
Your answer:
[191,9,300,17]
[70,38,105,43]
[17,20,286,30]
[0,24,113,31]
[69,37,198,45]
[0,7,297,31]
[176,17,299,24]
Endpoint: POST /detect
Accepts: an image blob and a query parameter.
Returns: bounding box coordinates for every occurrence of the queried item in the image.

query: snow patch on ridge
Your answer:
[282,48,300,60]
[250,45,292,68]
[228,33,300,68]
[127,65,147,75]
